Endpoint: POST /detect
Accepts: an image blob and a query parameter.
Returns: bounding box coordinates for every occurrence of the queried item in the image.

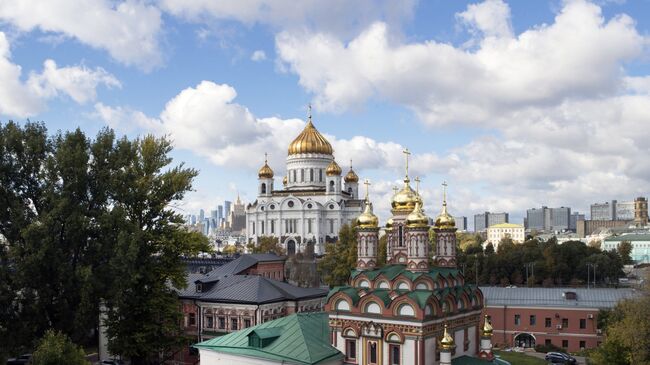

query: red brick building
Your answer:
[480,287,637,352]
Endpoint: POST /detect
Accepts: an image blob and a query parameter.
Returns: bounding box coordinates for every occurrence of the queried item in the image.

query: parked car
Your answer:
[6,354,32,365]
[545,352,577,364]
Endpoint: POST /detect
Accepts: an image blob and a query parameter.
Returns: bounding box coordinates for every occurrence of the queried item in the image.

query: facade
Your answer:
[474,212,508,232]
[591,201,615,221]
[603,234,650,264]
[569,212,584,232]
[525,207,572,232]
[246,115,364,255]
[485,223,525,249]
[325,161,497,365]
[229,195,246,233]
[481,287,638,352]
[456,216,468,231]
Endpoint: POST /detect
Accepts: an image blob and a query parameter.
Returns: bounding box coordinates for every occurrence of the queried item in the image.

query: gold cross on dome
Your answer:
[402,148,411,177]
[364,179,371,200]
[392,186,398,194]
[264,152,268,163]
[442,180,448,203]
[415,176,421,194]
[307,103,312,122]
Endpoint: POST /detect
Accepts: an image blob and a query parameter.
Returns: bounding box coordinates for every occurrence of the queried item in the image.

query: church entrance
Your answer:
[286,239,296,256]
[514,333,536,348]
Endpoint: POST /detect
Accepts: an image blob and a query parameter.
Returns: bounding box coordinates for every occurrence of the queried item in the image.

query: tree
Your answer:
[377,235,387,267]
[617,241,633,265]
[318,223,357,287]
[247,236,285,256]
[32,330,89,365]
[484,242,495,255]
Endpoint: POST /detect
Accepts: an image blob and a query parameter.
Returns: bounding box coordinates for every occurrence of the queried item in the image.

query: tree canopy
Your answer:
[318,223,357,287]
[31,330,89,365]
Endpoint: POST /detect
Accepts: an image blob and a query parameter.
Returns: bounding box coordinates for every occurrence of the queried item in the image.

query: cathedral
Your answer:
[245,112,364,255]
[324,158,497,365]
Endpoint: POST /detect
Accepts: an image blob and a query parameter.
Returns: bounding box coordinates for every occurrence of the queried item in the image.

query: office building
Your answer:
[474,212,509,232]
[526,206,573,232]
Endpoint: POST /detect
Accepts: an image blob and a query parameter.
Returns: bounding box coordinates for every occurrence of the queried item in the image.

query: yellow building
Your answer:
[486,223,525,250]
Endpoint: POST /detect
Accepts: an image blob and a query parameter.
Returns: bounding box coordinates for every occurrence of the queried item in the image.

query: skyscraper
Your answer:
[474,212,509,232]
[224,201,232,225]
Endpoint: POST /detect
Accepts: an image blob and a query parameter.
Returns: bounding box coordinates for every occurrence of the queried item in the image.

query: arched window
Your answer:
[261,183,266,194]
[398,304,415,316]
[425,304,434,316]
[396,281,409,290]
[415,283,429,290]
[365,302,381,314]
[336,300,350,311]
[329,180,335,192]
[377,281,390,289]
[442,302,449,313]
[359,280,370,288]
[457,299,464,310]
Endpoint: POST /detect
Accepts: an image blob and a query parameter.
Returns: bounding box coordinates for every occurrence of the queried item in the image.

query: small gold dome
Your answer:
[258,161,274,179]
[385,217,394,230]
[344,168,359,183]
[440,324,455,350]
[406,201,429,228]
[391,179,419,212]
[283,176,288,186]
[288,120,333,156]
[482,315,493,337]
[357,201,379,229]
[434,204,455,229]
[326,160,342,176]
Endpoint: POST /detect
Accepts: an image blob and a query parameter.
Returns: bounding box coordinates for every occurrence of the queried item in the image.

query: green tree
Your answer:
[32,330,89,365]
[102,135,209,364]
[318,223,357,287]
[247,236,285,256]
[617,241,633,265]
[484,242,495,255]
[377,235,387,267]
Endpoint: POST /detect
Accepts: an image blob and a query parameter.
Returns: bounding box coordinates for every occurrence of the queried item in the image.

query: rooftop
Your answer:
[488,223,524,229]
[480,286,639,309]
[195,312,343,365]
[605,233,650,242]
[200,253,285,282]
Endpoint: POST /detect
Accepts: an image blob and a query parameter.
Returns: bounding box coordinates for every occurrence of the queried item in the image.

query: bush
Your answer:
[534,343,566,354]
[32,330,89,365]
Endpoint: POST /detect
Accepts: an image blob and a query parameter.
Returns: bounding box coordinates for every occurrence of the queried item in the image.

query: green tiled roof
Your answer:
[605,234,650,241]
[195,312,343,365]
[351,264,461,282]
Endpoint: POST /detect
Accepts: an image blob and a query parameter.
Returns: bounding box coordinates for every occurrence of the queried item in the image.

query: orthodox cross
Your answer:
[264,152,268,164]
[442,180,448,204]
[364,179,371,200]
[350,159,353,169]
[307,103,312,122]
[402,148,411,177]
[392,186,399,195]
[415,176,421,194]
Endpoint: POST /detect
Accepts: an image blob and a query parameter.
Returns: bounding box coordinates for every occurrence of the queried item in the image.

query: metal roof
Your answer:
[480,286,639,309]
[200,253,285,282]
[605,234,650,241]
[195,312,343,365]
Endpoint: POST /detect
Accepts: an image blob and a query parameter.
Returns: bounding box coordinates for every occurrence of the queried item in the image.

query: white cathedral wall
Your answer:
[403,338,416,365]
[425,336,437,365]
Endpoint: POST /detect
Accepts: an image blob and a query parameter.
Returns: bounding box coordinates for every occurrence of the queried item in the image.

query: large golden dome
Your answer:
[288,120,333,156]
[258,160,274,179]
[357,201,379,229]
[406,201,429,228]
[326,159,342,176]
[391,178,419,212]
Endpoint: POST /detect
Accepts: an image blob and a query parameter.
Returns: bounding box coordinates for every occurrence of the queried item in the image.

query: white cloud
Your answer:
[276,0,644,124]
[251,50,267,62]
[159,0,416,39]
[0,32,120,118]
[0,0,163,71]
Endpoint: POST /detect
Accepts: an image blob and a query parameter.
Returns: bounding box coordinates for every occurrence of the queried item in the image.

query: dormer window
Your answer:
[196,283,203,293]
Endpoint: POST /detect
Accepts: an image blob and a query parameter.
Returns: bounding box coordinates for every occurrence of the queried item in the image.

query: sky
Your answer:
[1,0,650,228]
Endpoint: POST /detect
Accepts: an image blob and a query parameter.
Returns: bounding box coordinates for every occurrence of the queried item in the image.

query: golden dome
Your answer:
[391,178,419,212]
[482,315,493,337]
[406,201,429,228]
[440,324,455,350]
[283,176,288,186]
[357,201,379,229]
[288,119,333,156]
[385,217,394,230]
[258,160,274,179]
[344,168,359,183]
[434,182,456,229]
[326,159,342,176]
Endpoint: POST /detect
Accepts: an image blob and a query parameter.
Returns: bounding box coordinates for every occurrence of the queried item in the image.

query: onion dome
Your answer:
[283,176,288,186]
[258,156,274,179]
[406,201,429,228]
[357,200,379,229]
[344,167,359,183]
[482,314,493,337]
[440,324,455,350]
[434,184,455,229]
[391,178,418,212]
[385,217,394,230]
[288,117,333,155]
[326,159,342,176]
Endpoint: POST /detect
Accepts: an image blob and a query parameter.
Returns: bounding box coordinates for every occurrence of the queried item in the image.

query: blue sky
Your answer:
[1,0,650,227]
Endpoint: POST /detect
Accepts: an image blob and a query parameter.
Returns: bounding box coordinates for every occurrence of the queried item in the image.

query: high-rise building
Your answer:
[591,201,616,221]
[569,212,585,232]
[217,205,223,223]
[229,195,246,233]
[550,207,571,231]
[616,201,635,221]
[199,209,205,222]
[526,207,546,230]
[224,201,232,225]
[526,206,572,232]
[457,216,468,231]
[474,212,509,232]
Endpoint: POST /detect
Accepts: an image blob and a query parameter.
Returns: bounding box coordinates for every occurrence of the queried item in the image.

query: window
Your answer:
[562,340,568,348]
[579,340,586,349]
[261,221,265,234]
[398,304,415,316]
[218,317,225,329]
[562,318,569,328]
[345,339,356,361]
[545,339,552,346]
[514,314,521,326]
[310,168,314,181]
[398,226,403,246]
[365,302,381,314]
[300,169,304,182]
[319,169,323,182]
[580,318,586,329]
[206,316,213,328]
[545,317,552,328]
[389,344,401,365]
[329,219,334,233]
[244,319,251,328]
[261,183,266,194]
[231,318,238,331]
[530,315,536,326]
[336,300,350,311]
[188,313,196,326]
[308,219,312,234]
[292,170,296,182]
[271,220,275,234]
[368,341,378,364]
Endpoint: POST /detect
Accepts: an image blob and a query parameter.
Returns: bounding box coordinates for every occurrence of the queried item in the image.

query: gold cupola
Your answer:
[287,107,333,156]
[434,181,455,229]
[482,314,493,337]
[357,180,379,229]
[385,217,394,230]
[391,148,419,212]
[258,154,274,179]
[406,201,429,228]
[283,176,288,186]
[440,324,455,350]
[344,162,359,183]
[326,159,342,176]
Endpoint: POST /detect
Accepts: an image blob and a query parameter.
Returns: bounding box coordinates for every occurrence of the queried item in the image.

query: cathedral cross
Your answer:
[442,180,448,203]
[402,148,411,178]
[364,179,371,200]
[415,176,421,194]
[264,152,268,163]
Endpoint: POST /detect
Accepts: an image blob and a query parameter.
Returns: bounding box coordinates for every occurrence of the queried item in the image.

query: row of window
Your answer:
[251,218,340,235]
[356,278,460,290]
[513,314,588,329]
[345,340,401,365]
[545,339,589,349]
[204,315,252,331]
[288,168,324,184]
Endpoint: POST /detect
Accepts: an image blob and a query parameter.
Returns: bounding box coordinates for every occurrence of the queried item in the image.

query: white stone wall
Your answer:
[425,336,437,365]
